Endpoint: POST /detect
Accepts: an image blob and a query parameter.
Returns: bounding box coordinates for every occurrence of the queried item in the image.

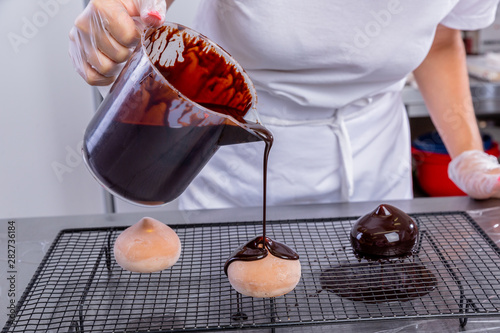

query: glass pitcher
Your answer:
[82,22,271,206]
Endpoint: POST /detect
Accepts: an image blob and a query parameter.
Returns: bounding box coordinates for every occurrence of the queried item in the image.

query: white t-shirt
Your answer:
[178,0,499,209]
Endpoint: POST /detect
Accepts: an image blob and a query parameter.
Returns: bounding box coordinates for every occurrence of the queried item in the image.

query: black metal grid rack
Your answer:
[3,211,500,332]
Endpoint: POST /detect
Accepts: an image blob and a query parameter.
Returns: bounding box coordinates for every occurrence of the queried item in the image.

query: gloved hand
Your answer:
[69,0,167,86]
[448,150,500,199]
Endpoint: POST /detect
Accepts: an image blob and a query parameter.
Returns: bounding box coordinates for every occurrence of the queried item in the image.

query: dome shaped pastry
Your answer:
[114,217,181,272]
[350,204,418,260]
[225,236,301,298]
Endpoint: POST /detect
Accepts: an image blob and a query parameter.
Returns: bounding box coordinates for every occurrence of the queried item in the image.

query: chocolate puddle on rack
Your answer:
[319,261,437,303]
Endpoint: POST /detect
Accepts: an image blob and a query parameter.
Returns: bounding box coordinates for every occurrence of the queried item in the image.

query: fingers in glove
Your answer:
[448,150,500,200]
[69,27,117,86]
[467,172,500,200]
[69,0,167,86]
[71,1,140,77]
[77,2,139,57]
[80,59,117,86]
[96,1,142,48]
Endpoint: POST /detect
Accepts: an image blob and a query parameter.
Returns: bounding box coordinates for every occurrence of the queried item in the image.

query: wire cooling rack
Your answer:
[3,212,500,332]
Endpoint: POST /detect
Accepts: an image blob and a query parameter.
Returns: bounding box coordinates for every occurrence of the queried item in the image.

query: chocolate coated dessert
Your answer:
[350,204,418,260]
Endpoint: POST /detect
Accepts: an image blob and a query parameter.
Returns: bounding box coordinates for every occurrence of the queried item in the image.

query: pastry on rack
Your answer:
[350,204,419,261]
[114,217,181,272]
[225,236,301,298]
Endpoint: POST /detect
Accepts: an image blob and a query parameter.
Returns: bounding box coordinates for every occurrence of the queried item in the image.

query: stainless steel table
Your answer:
[2,196,500,332]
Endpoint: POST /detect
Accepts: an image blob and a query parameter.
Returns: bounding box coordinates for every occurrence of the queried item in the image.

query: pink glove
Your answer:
[448,150,500,199]
[69,0,167,86]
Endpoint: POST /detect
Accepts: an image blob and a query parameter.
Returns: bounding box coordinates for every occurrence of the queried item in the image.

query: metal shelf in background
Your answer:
[404,79,500,118]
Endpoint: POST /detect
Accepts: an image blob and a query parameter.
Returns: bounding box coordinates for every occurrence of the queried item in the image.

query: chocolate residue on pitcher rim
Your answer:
[143,24,255,121]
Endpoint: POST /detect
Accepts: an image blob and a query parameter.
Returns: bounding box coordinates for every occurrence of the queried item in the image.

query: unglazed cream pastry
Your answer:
[114,217,181,273]
[224,236,301,298]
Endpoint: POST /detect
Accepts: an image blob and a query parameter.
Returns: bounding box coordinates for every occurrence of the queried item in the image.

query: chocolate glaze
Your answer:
[85,122,222,203]
[224,236,300,275]
[320,261,436,303]
[350,204,419,260]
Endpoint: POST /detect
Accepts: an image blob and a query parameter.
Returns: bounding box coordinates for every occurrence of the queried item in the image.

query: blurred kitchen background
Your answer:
[1,0,499,219]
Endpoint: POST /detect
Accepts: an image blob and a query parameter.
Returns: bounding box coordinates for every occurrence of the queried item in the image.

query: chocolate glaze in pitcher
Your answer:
[83,24,271,206]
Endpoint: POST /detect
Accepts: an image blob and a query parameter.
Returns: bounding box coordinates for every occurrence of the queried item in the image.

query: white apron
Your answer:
[179,88,413,209]
[178,0,499,210]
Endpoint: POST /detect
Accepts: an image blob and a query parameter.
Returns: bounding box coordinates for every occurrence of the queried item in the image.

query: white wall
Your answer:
[0,0,201,219]
[166,0,202,26]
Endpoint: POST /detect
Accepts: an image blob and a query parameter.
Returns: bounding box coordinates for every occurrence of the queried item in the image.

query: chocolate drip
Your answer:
[223,120,300,275]
[262,138,272,240]
[224,236,300,276]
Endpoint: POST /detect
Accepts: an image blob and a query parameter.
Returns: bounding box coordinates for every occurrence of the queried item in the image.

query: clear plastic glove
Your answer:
[69,0,167,86]
[448,150,500,200]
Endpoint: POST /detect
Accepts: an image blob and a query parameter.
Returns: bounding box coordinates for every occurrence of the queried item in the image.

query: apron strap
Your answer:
[259,111,354,201]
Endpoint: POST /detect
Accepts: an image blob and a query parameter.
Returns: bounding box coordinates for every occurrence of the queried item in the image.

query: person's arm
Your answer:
[413,25,500,199]
[413,24,483,158]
